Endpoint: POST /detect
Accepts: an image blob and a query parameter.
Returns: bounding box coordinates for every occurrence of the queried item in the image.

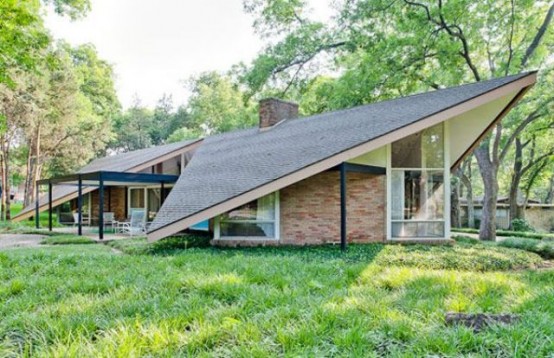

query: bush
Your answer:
[511,218,535,232]
[41,235,96,245]
[497,238,554,259]
[374,239,542,271]
[451,227,554,240]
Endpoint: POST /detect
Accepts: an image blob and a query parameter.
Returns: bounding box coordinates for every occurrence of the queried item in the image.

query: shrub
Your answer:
[511,218,535,232]
[451,227,553,240]
[375,239,542,271]
[497,238,554,259]
[41,235,96,245]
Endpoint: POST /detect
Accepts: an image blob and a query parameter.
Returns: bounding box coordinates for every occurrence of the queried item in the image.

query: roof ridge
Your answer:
[279,72,536,127]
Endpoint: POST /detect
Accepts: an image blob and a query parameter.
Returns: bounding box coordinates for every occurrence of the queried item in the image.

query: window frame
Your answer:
[387,122,450,240]
[127,185,174,220]
[214,191,280,241]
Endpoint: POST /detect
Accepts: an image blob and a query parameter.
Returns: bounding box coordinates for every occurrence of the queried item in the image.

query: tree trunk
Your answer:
[459,159,475,228]
[0,142,11,221]
[451,176,461,228]
[545,175,554,204]
[23,123,41,207]
[474,145,498,240]
[508,137,523,228]
[24,144,34,207]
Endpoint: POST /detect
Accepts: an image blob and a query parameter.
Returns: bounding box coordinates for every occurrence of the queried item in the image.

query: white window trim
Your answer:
[214,191,280,241]
[387,124,449,240]
[127,184,174,217]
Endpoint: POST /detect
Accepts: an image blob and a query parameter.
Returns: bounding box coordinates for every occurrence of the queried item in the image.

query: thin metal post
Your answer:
[77,175,82,236]
[161,182,165,205]
[48,181,52,232]
[99,173,104,240]
[124,186,128,218]
[340,163,347,251]
[35,184,40,229]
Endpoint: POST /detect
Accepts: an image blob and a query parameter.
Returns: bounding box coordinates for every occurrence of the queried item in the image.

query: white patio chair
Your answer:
[119,210,146,237]
[103,212,115,231]
[73,213,90,226]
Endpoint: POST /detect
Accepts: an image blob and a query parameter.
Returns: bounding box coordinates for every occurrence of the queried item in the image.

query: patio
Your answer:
[36,171,179,240]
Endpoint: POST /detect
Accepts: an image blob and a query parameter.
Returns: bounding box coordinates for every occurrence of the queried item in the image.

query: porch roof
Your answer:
[37,171,179,187]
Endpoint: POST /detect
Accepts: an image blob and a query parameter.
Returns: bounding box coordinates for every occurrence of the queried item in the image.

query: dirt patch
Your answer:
[445,312,519,332]
[0,234,45,249]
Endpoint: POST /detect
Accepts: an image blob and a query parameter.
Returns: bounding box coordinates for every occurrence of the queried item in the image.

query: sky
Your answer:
[44,0,333,110]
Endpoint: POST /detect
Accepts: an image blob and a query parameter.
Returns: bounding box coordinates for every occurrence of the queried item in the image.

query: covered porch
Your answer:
[36,171,178,239]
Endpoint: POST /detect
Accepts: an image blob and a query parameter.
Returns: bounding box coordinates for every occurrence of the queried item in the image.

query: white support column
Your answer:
[213,216,220,240]
[275,191,280,241]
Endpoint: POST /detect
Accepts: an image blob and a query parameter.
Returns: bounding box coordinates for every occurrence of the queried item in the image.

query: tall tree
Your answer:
[187,72,257,135]
[0,0,91,86]
[112,98,154,152]
[0,0,93,218]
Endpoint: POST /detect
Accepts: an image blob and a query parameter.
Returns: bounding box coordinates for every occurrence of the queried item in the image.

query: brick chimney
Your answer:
[259,98,299,130]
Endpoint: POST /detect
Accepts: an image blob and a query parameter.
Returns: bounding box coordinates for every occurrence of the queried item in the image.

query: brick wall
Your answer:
[90,187,126,223]
[279,171,386,245]
[259,98,299,129]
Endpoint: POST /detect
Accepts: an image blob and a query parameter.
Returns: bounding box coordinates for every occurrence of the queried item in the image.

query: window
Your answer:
[129,188,145,209]
[217,193,278,239]
[390,123,446,238]
[128,187,172,221]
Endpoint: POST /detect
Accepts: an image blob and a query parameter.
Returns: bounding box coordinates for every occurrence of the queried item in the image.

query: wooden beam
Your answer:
[329,163,386,175]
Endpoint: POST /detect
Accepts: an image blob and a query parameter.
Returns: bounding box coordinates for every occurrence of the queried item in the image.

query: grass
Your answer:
[1,236,552,356]
[498,238,554,259]
[41,235,96,246]
[0,221,61,236]
[108,237,542,271]
[452,227,554,240]
[3,202,62,230]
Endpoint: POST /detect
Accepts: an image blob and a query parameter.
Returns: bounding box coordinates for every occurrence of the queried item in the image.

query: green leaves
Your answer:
[0,0,92,87]
[187,72,257,135]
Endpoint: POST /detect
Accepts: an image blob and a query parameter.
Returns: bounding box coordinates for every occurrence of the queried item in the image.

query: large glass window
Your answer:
[390,123,445,238]
[218,193,278,238]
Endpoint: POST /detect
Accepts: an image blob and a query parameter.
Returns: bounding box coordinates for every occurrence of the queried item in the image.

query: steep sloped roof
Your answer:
[13,139,200,221]
[148,72,535,238]
[75,140,198,174]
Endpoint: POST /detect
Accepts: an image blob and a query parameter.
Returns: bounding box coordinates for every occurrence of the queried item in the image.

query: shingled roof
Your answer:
[147,72,536,239]
[13,139,200,221]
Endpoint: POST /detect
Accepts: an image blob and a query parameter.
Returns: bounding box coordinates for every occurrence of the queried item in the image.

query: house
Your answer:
[13,140,202,237]
[14,72,537,246]
[459,197,554,232]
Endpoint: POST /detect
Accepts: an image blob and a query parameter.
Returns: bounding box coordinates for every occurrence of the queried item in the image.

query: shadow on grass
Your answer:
[107,234,542,272]
[109,235,385,264]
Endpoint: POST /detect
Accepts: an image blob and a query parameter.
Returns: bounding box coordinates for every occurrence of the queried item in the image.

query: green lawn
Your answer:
[8,202,61,229]
[1,238,553,356]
